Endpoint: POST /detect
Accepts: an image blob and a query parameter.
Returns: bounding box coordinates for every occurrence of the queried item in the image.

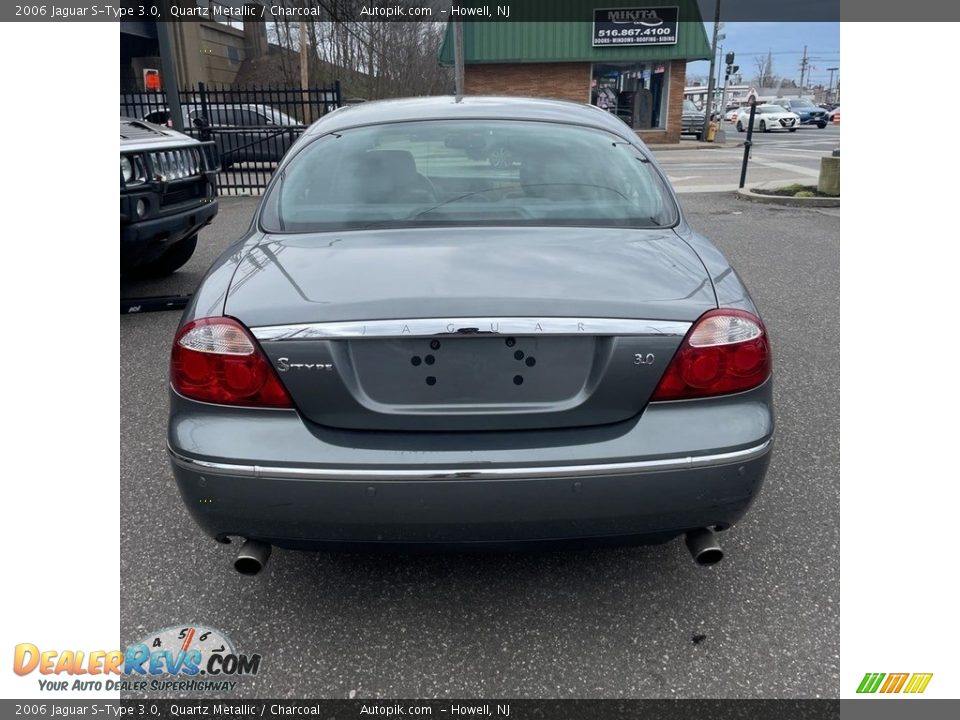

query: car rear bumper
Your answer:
[168,382,774,546]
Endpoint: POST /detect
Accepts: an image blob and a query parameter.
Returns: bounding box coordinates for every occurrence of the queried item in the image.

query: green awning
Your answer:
[439,1,711,65]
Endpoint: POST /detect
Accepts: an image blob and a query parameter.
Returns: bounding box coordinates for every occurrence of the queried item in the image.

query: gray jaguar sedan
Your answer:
[168,96,773,574]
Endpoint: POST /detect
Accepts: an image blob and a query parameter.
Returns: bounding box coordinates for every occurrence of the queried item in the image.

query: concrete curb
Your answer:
[736,181,839,207]
[648,141,737,151]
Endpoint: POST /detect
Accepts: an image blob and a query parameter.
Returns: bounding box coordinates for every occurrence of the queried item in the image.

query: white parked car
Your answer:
[724,108,740,122]
[735,104,801,133]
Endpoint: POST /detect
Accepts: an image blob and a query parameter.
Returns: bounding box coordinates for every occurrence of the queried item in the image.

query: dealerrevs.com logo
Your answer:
[856,673,933,694]
[13,625,261,693]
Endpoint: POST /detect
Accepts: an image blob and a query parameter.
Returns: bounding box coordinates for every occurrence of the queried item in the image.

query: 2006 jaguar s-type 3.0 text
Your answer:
[167,97,774,574]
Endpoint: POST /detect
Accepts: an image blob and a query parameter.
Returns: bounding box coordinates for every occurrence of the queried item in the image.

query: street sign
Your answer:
[592,6,679,46]
[143,68,161,92]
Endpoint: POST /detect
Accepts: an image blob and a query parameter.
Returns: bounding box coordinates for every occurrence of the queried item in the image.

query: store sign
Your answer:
[592,6,679,46]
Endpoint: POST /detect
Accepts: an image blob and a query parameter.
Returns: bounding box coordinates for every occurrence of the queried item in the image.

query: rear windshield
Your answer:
[260,120,678,232]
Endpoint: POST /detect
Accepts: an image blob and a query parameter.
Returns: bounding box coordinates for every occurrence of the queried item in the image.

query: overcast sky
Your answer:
[687,22,840,88]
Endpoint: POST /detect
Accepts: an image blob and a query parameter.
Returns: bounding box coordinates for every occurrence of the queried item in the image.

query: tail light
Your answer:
[651,309,771,401]
[170,317,292,408]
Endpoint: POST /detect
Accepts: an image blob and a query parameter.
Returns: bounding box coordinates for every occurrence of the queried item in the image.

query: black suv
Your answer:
[120,118,219,275]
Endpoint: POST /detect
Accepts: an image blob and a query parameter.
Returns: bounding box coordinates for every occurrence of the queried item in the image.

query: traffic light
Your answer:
[725,52,735,67]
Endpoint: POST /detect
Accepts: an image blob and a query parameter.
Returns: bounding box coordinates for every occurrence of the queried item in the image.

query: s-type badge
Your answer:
[277,357,334,372]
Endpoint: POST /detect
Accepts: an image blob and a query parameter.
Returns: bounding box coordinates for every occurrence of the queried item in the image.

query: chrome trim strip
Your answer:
[168,439,771,482]
[251,317,692,342]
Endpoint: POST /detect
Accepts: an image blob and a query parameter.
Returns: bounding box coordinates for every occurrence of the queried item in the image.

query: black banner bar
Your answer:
[0,699,845,719]
[6,0,941,23]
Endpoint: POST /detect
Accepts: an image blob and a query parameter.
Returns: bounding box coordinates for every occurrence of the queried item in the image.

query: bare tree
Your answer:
[259,0,451,98]
[754,51,777,88]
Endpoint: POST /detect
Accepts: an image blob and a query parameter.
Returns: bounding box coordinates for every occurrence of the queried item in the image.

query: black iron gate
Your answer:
[120,82,342,194]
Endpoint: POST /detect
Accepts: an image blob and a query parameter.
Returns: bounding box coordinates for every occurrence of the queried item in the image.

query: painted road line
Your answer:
[748,158,820,178]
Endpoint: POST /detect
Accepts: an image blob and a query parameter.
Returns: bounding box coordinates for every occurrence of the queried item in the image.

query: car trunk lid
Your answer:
[227,226,715,431]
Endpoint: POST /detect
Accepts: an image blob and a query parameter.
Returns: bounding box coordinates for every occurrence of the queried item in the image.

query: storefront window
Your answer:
[591,62,670,131]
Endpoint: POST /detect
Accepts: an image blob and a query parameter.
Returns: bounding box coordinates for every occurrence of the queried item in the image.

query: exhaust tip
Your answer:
[234,556,264,575]
[693,546,724,566]
[233,539,271,575]
[685,528,724,566]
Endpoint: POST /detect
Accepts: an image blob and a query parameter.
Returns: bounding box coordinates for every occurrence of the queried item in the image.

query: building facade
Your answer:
[120,1,268,92]
[439,1,711,144]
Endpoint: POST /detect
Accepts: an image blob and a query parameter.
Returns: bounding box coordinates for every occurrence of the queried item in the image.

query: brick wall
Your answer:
[463,63,592,104]
[464,60,688,145]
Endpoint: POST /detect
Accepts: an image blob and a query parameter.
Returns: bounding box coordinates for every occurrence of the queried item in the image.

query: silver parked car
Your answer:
[168,96,774,573]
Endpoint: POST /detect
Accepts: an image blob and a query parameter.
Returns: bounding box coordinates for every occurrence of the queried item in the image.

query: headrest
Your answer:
[357,150,418,178]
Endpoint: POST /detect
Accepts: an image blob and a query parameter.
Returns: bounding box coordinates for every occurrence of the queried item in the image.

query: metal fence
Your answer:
[120,82,342,194]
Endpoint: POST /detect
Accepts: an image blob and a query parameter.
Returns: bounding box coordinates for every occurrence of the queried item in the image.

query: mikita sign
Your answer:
[592,6,680,46]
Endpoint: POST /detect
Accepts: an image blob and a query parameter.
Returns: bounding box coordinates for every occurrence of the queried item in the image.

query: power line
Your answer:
[726,50,838,57]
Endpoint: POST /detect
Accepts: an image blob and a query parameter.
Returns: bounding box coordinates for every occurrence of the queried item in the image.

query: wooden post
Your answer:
[300,19,311,124]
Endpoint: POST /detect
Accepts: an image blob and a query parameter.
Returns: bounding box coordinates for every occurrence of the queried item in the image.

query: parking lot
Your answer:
[121,180,839,697]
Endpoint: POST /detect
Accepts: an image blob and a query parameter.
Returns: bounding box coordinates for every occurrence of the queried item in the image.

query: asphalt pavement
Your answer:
[120,191,839,699]
[659,124,841,194]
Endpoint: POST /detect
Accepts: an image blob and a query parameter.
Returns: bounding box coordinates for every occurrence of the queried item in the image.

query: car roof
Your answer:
[304,95,637,139]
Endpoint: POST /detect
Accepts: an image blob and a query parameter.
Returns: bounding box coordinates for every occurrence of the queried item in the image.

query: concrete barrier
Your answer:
[818,155,840,196]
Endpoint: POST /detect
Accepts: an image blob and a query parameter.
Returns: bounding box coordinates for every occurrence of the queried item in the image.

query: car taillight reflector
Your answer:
[651,309,771,401]
[171,317,292,408]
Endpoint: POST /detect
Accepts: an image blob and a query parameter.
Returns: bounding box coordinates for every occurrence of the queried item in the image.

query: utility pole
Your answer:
[156,3,183,133]
[717,51,737,144]
[798,45,808,97]
[299,19,311,122]
[702,0,721,140]
[716,43,723,90]
[827,67,839,103]
[453,19,464,101]
[299,21,310,88]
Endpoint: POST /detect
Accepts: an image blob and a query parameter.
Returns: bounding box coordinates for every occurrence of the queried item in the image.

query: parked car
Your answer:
[827,106,840,123]
[724,107,740,122]
[120,118,218,275]
[681,99,706,140]
[168,96,774,574]
[143,104,303,167]
[772,98,829,128]
[442,128,525,169]
[735,104,801,133]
